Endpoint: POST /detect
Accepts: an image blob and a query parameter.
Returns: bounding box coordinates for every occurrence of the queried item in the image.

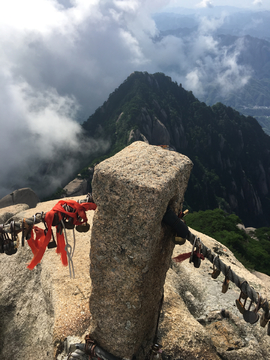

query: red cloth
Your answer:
[173,250,205,263]
[27,200,96,269]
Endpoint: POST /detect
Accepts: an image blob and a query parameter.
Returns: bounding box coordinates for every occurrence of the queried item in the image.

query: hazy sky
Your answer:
[166,0,270,10]
[0,0,268,197]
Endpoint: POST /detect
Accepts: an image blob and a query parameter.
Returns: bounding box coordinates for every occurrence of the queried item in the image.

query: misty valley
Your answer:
[1,3,270,272]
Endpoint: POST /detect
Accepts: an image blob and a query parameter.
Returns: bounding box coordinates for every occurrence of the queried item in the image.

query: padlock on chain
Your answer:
[243,298,260,324]
[222,266,231,294]
[260,300,270,328]
[76,222,90,233]
[0,222,18,256]
[236,289,248,315]
[260,312,269,328]
[193,252,201,268]
[62,217,75,230]
[211,255,221,279]
[267,319,270,336]
[173,236,186,245]
[189,237,202,268]
[189,237,197,265]
[0,233,18,255]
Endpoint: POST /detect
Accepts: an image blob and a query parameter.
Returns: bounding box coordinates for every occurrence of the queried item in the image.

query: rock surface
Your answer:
[0,203,29,224]
[89,141,193,360]
[0,199,270,359]
[82,71,270,227]
[0,196,95,360]
[159,230,270,360]
[63,178,88,197]
[1,143,270,360]
[0,188,39,209]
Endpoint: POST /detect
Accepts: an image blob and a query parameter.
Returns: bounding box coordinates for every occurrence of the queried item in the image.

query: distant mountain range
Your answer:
[202,34,270,135]
[153,9,270,40]
[82,71,270,228]
[153,9,270,136]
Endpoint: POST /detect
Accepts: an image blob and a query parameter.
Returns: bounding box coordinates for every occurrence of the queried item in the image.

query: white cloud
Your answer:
[253,0,262,5]
[182,19,251,97]
[196,0,214,8]
[0,0,66,33]
[0,0,254,197]
[185,69,205,96]
[0,70,109,197]
[198,14,226,34]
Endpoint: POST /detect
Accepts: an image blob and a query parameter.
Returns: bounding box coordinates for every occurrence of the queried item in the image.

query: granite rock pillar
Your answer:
[89,141,193,359]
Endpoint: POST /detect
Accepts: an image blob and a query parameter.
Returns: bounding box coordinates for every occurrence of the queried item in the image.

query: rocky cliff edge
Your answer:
[0,197,270,360]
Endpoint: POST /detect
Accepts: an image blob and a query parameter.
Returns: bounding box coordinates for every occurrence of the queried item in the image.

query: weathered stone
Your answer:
[128,129,149,144]
[89,141,193,359]
[1,195,270,359]
[1,143,270,360]
[63,178,88,197]
[152,117,170,145]
[159,230,270,360]
[0,196,95,360]
[0,203,29,224]
[0,188,39,209]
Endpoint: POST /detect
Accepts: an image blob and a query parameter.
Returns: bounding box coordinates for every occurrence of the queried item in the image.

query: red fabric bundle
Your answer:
[27,200,96,269]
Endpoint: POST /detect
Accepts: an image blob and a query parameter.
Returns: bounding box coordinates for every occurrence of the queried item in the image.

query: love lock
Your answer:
[212,266,221,279]
[235,287,248,315]
[41,219,57,249]
[2,233,17,255]
[260,300,269,328]
[173,236,186,245]
[222,277,229,294]
[75,222,90,233]
[22,221,33,241]
[62,217,75,229]
[193,253,201,268]
[3,221,18,256]
[47,239,57,249]
[190,238,202,268]
[211,256,221,279]
[260,312,269,328]
[243,296,260,324]
[0,236,4,254]
[267,320,270,336]
[222,267,230,293]
[189,237,200,267]
[189,237,197,264]
[0,225,5,253]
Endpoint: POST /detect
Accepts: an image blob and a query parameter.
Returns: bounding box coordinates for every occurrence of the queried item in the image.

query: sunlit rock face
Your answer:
[89,141,193,360]
[0,188,39,209]
[160,230,270,360]
[1,141,270,360]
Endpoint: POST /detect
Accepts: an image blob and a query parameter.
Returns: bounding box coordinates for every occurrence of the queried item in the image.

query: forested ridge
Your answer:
[185,209,270,276]
[82,71,270,228]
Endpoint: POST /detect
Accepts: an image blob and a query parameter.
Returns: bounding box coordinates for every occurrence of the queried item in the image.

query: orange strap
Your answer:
[27,200,96,270]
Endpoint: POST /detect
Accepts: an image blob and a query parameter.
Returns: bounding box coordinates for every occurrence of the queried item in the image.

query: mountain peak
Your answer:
[82,71,270,227]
